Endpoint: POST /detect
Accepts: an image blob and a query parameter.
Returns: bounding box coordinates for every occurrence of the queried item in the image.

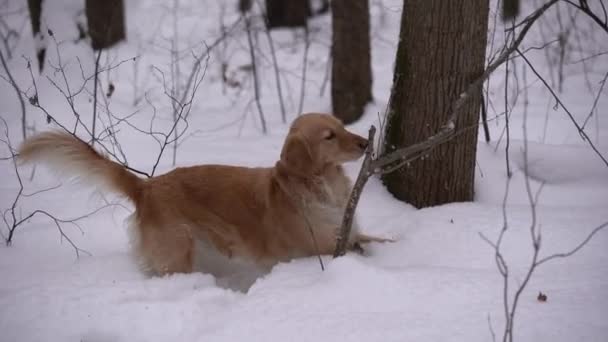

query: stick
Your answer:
[333,126,375,257]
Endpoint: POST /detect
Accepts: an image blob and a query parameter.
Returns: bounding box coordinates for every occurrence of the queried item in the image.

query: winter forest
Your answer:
[0,0,607,341]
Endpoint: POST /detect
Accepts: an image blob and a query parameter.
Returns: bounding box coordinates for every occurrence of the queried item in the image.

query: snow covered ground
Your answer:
[1,0,607,341]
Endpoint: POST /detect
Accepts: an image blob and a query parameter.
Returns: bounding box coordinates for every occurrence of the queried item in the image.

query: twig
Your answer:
[0,117,113,256]
[581,70,608,130]
[91,49,102,146]
[504,24,513,177]
[536,221,608,266]
[149,50,209,176]
[481,92,491,143]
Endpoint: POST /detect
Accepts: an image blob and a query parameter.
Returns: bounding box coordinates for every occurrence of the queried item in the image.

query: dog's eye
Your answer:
[324,131,335,140]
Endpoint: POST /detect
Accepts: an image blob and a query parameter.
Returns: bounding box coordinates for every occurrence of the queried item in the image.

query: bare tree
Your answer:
[330,0,372,124]
[381,0,489,208]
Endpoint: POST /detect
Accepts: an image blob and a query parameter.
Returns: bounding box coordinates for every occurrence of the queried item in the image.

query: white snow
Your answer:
[0,0,607,341]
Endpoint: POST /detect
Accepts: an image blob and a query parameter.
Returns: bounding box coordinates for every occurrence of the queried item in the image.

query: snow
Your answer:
[1,0,607,341]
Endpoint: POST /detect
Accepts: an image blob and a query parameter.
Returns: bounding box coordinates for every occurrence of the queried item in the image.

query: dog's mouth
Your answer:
[340,148,366,162]
[352,137,369,157]
[339,136,368,162]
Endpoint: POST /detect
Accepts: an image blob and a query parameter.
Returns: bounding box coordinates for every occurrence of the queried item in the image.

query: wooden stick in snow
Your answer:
[333,125,376,257]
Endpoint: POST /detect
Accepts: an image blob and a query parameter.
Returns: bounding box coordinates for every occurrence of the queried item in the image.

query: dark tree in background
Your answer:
[27,0,45,71]
[382,0,489,208]
[331,0,372,124]
[503,0,520,20]
[85,0,126,50]
[265,0,310,28]
[315,0,330,15]
[238,0,252,14]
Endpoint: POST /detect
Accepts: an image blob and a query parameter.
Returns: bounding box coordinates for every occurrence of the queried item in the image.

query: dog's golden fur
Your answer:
[19,113,387,276]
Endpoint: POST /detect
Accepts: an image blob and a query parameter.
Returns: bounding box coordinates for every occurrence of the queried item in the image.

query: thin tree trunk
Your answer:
[86,0,126,50]
[382,0,489,208]
[331,0,372,124]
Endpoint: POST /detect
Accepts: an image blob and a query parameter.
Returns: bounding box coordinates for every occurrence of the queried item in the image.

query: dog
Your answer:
[18,113,390,276]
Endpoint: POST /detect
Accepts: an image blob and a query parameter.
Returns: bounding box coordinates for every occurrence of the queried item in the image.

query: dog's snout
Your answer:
[358,140,368,150]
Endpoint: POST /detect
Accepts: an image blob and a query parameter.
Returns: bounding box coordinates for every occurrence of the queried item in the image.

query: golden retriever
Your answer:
[18,113,387,276]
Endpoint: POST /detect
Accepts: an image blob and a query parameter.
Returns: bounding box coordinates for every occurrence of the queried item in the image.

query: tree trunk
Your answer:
[85,0,126,50]
[503,0,520,20]
[265,0,310,29]
[331,0,372,124]
[238,0,252,14]
[382,0,489,208]
[27,0,45,71]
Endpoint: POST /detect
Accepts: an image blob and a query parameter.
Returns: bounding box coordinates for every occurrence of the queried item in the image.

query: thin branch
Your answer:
[150,50,209,176]
[563,0,608,34]
[516,48,608,167]
[504,25,513,177]
[333,126,376,257]
[581,70,608,130]
[91,49,102,145]
[481,92,491,142]
[537,221,608,266]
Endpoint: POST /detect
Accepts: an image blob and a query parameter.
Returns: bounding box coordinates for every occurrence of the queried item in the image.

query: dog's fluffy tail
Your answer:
[18,131,143,202]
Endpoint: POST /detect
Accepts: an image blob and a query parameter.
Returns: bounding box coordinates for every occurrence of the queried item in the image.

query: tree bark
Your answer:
[85,0,126,50]
[382,0,489,208]
[331,0,372,124]
[265,0,310,29]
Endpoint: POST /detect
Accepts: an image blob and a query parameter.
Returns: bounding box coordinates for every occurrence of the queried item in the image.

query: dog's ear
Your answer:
[280,132,314,175]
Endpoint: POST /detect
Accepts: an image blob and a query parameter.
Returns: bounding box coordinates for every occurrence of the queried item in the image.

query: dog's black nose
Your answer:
[358,140,368,150]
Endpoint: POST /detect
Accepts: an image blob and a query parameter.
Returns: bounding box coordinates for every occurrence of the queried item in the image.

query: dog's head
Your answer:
[279,113,368,175]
